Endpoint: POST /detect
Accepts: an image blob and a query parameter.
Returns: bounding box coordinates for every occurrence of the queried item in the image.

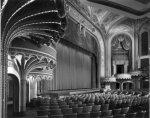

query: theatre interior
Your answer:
[1,0,150,118]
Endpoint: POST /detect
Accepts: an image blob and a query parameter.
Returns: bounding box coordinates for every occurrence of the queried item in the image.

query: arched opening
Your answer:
[7,74,19,118]
[140,32,149,56]
[111,34,132,75]
[122,82,134,90]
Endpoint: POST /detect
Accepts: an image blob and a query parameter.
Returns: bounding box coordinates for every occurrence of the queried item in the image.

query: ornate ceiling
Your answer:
[68,0,149,40]
[1,0,67,47]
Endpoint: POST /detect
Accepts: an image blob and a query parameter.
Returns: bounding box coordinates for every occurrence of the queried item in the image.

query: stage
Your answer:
[40,88,100,98]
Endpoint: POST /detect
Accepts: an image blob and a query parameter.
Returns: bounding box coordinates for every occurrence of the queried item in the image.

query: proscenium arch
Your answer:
[67,15,105,87]
[108,32,134,76]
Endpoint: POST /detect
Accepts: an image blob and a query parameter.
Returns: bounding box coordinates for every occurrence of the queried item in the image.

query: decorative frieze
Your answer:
[9,47,56,63]
[66,4,95,33]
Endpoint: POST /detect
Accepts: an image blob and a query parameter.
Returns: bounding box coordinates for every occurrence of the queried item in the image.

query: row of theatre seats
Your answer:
[31,90,149,118]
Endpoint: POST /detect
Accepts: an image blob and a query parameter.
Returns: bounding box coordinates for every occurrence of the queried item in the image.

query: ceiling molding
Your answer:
[81,0,150,19]
[87,0,150,16]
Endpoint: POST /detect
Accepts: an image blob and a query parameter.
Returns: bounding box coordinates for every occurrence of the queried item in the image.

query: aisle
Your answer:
[8,107,37,118]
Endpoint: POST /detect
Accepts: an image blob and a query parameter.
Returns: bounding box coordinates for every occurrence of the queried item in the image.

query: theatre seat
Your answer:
[126,112,137,118]
[120,107,129,114]
[92,105,101,111]
[136,111,146,118]
[49,109,62,115]
[72,107,83,114]
[77,112,90,118]
[61,108,73,114]
[113,114,126,118]
[82,106,93,113]
[112,108,121,115]
[101,104,109,111]
[90,111,101,118]
[63,113,77,118]
[50,114,63,118]
[101,110,112,117]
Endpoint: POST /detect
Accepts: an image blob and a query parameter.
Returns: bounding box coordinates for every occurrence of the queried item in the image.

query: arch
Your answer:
[139,24,149,57]
[122,81,134,84]
[108,32,134,76]
[7,74,20,115]
[122,81,134,90]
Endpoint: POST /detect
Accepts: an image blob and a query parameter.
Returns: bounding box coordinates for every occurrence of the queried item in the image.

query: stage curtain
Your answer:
[56,43,92,90]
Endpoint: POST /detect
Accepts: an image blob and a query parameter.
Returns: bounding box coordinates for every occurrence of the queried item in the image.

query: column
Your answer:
[113,64,116,75]
[124,65,128,73]
[20,78,26,115]
[97,58,100,88]
[136,78,140,90]
[120,83,123,91]
[91,56,96,88]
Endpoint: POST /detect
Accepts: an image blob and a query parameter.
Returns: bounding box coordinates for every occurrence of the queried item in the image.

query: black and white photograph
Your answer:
[1,0,150,118]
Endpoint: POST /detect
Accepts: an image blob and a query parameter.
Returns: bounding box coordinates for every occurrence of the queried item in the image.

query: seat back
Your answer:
[34,116,48,118]
[101,110,112,117]
[82,106,92,113]
[112,108,121,115]
[92,105,101,111]
[126,112,137,118]
[120,107,129,114]
[72,107,83,114]
[50,106,59,109]
[63,113,77,118]
[37,109,49,116]
[49,109,62,115]
[61,108,73,115]
[70,104,78,108]
[50,114,63,118]
[101,104,109,111]
[114,114,126,118]
[90,111,101,118]
[136,111,146,118]
[77,112,90,118]
[60,105,69,109]
[39,106,50,110]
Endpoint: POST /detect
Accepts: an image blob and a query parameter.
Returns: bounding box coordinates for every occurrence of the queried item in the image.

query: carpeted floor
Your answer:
[8,107,37,118]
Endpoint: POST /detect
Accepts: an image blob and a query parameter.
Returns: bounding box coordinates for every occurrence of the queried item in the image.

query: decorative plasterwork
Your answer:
[9,47,56,61]
[27,74,53,81]
[65,0,127,38]
[2,0,67,47]
[9,47,56,79]
[66,4,95,32]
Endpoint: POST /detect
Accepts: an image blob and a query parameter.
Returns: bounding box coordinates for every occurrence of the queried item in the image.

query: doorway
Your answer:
[117,65,124,74]
[7,74,19,117]
[116,83,120,90]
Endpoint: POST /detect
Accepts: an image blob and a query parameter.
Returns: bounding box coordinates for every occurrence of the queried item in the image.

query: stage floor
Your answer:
[40,88,100,98]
